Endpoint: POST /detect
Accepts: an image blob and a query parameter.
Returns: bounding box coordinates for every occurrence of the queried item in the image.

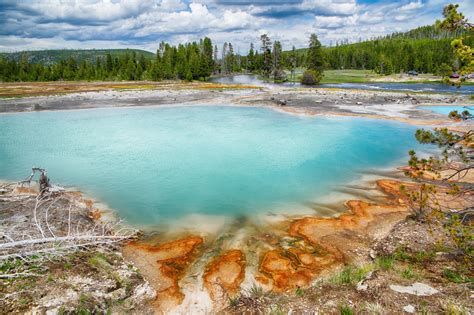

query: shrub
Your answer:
[301,69,322,85]
[448,110,472,121]
[435,63,453,77]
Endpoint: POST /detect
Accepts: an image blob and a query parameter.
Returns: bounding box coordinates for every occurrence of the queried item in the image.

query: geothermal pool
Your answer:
[0,106,427,226]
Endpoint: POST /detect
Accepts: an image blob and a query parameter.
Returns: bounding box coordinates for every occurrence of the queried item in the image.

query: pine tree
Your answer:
[106,53,113,73]
[288,46,297,81]
[272,40,284,81]
[213,45,219,74]
[248,43,255,72]
[226,43,234,74]
[222,42,228,74]
[307,34,324,72]
[260,34,272,78]
[200,37,213,79]
[302,34,324,85]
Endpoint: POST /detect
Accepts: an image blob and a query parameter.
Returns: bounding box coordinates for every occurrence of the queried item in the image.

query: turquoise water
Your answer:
[420,105,474,116]
[211,74,474,94]
[0,106,425,225]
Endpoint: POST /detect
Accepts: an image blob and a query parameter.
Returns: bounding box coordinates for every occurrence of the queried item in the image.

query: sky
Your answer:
[0,0,473,53]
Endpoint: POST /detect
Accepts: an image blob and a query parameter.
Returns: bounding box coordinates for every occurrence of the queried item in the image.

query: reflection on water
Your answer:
[210,74,474,94]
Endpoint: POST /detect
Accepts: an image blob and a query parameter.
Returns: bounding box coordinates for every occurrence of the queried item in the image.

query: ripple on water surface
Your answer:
[0,105,428,227]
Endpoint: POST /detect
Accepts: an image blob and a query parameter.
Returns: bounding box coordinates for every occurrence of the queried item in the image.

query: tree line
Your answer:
[0,38,216,82]
[324,36,473,75]
[0,23,471,83]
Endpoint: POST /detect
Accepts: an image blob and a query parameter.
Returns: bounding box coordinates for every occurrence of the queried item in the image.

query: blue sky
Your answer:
[0,0,473,53]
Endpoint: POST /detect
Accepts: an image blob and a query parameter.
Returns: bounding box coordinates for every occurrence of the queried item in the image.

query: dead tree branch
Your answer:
[0,170,138,265]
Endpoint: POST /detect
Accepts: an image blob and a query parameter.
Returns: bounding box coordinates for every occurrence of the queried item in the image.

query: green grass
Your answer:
[285,69,377,84]
[0,259,24,273]
[295,287,305,297]
[401,266,417,279]
[248,284,265,297]
[321,69,377,84]
[228,296,239,307]
[442,268,473,283]
[393,247,435,264]
[376,256,395,270]
[394,247,411,261]
[339,304,354,315]
[286,69,466,86]
[47,274,55,282]
[331,265,372,285]
[88,253,111,271]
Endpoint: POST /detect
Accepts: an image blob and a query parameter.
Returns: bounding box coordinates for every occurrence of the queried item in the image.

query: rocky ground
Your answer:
[0,183,156,314]
[1,250,156,314]
[0,81,256,99]
[238,87,473,127]
[1,81,473,127]
[223,218,472,314]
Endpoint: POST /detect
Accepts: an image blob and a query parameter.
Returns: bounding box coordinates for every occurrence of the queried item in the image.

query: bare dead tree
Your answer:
[21,167,53,195]
[0,170,138,272]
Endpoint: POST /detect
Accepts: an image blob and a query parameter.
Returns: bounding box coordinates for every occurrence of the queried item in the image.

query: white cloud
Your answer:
[394,15,409,21]
[301,0,357,15]
[26,0,154,22]
[160,0,187,11]
[400,1,424,11]
[1,0,474,53]
[221,10,256,29]
[314,16,357,29]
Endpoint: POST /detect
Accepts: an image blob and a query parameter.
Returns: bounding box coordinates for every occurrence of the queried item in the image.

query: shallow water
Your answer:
[211,74,474,94]
[321,82,474,94]
[0,106,428,226]
[420,105,474,116]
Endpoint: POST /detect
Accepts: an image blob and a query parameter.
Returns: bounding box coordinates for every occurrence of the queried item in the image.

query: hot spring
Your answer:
[0,105,427,226]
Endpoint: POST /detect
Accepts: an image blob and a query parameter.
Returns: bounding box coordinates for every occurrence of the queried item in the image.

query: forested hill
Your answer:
[384,24,468,40]
[0,49,155,65]
[0,39,215,82]
[323,25,474,74]
[282,25,473,74]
